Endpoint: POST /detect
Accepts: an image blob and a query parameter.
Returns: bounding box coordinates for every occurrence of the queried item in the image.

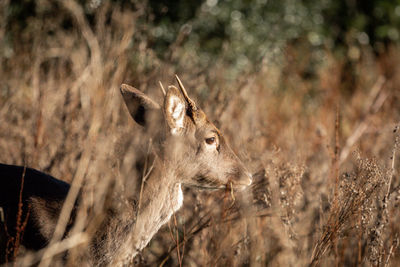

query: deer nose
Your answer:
[246,172,253,186]
[236,172,252,188]
[233,173,252,191]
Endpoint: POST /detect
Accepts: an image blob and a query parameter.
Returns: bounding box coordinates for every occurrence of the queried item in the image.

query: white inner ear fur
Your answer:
[168,95,185,135]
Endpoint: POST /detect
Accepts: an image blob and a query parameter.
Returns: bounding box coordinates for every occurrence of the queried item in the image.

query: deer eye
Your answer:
[205,137,216,145]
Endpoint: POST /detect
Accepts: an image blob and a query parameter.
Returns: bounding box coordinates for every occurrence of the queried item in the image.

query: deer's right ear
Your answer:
[120,84,161,127]
[164,86,188,135]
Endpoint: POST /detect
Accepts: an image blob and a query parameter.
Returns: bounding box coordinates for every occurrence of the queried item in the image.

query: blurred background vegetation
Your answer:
[3,0,400,78]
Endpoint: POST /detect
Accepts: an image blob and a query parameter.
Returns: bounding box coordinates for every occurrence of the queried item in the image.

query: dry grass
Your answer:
[1,1,400,266]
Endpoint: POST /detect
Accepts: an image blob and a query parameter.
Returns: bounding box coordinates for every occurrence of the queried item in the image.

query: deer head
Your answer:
[120,75,252,191]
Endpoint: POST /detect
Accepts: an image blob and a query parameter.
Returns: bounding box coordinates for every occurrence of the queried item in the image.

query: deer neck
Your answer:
[109,147,189,266]
[97,156,185,266]
[113,157,183,262]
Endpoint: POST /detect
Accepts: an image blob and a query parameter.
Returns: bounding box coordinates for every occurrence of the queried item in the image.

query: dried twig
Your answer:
[339,76,387,164]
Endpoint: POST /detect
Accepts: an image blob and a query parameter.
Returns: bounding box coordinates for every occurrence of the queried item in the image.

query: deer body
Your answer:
[0,163,70,253]
[0,76,252,266]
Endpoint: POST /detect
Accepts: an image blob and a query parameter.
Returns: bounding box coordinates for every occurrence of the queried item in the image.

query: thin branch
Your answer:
[339,77,387,164]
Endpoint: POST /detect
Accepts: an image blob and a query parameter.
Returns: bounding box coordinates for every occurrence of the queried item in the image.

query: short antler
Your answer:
[175,74,197,111]
[158,81,166,96]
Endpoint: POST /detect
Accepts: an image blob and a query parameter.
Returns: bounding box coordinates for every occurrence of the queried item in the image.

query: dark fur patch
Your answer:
[194,174,220,187]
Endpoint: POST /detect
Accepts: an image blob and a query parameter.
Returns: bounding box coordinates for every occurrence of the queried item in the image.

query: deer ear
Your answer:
[164,86,188,135]
[120,84,161,127]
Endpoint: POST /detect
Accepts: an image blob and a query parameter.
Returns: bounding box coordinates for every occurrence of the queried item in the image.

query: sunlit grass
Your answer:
[1,1,400,266]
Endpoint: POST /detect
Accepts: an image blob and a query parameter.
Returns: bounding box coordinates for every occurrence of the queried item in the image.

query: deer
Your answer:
[0,75,253,266]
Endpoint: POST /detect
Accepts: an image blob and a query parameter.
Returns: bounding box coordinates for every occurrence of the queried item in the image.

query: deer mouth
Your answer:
[183,182,226,191]
[183,174,226,190]
[227,182,247,192]
[227,174,253,191]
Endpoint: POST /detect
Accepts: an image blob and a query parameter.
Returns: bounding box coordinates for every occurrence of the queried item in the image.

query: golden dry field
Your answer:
[1,1,400,266]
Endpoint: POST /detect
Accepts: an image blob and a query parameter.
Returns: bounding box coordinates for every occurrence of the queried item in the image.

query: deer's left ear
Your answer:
[120,84,161,127]
[164,86,189,135]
